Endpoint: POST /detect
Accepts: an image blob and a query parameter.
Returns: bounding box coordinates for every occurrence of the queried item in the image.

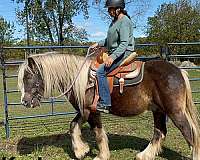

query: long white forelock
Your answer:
[18,52,91,109]
[18,62,27,94]
[18,61,34,91]
[18,62,26,102]
[18,61,35,102]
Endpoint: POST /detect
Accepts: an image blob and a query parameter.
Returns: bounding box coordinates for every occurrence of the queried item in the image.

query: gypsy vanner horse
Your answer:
[18,51,200,160]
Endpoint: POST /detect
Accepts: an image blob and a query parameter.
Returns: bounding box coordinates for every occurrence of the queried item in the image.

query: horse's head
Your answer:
[18,57,44,108]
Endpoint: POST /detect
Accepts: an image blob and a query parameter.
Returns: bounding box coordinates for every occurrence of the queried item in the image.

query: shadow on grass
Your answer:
[17,133,75,158]
[108,134,190,160]
[17,130,189,160]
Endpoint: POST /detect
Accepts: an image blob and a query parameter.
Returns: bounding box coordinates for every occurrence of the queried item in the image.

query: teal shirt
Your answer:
[98,15,135,61]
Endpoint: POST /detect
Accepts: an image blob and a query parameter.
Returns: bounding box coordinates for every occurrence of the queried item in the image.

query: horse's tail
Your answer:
[181,69,200,159]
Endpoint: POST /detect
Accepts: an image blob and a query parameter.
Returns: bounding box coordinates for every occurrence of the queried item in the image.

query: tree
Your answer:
[14,0,151,45]
[15,0,89,45]
[93,0,151,30]
[0,16,15,46]
[147,0,200,45]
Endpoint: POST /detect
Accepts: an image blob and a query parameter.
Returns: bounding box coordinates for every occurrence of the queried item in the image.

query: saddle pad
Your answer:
[113,62,145,86]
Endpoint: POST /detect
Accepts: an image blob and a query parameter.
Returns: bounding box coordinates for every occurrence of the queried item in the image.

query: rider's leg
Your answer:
[96,54,125,112]
[96,63,112,107]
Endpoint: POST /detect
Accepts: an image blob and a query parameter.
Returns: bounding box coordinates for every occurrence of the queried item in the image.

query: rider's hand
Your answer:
[91,43,99,49]
[105,56,114,67]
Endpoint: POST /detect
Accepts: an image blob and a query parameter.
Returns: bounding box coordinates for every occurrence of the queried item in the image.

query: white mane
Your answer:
[18,52,91,111]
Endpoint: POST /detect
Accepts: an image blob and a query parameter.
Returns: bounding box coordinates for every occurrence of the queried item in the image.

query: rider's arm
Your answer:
[110,20,131,61]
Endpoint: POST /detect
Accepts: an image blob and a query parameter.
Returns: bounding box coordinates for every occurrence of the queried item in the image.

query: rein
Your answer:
[49,46,96,99]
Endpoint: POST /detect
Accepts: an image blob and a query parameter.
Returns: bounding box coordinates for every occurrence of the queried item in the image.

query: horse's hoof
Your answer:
[135,153,154,160]
[93,153,110,160]
[93,157,101,160]
[74,143,90,159]
[93,157,108,160]
[135,153,145,160]
[135,155,142,160]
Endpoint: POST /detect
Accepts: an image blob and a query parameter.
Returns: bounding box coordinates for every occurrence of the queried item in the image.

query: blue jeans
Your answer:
[96,54,125,106]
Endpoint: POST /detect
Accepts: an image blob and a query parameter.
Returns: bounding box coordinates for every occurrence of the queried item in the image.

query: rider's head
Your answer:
[105,0,125,18]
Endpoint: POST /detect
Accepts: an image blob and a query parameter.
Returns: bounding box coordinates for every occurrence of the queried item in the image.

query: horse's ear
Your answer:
[27,57,36,71]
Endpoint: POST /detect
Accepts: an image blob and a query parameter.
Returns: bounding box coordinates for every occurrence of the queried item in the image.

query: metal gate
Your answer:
[0,43,199,138]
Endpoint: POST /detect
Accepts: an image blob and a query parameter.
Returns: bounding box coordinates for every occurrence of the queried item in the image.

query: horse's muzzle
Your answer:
[21,97,40,108]
[21,100,31,108]
[31,98,41,108]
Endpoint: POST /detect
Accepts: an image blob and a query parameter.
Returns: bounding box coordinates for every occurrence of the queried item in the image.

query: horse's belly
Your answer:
[110,87,151,117]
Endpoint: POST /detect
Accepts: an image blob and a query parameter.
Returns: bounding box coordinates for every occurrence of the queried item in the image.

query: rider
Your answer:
[91,0,135,113]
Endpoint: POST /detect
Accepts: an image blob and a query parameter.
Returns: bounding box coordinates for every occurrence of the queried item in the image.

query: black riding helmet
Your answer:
[105,0,125,8]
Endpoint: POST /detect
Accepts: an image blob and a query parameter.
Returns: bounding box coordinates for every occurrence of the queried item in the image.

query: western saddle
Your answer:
[89,48,145,111]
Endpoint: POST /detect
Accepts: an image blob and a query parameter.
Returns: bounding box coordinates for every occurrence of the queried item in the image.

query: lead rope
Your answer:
[49,46,96,99]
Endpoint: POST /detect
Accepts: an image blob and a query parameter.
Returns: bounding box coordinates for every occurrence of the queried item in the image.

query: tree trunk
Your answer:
[58,0,64,45]
[52,12,59,42]
[36,0,54,44]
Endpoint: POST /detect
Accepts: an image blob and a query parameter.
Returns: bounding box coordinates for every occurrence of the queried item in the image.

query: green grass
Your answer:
[0,69,199,159]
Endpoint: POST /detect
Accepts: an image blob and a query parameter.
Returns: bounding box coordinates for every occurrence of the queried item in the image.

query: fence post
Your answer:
[159,45,169,61]
[165,44,170,61]
[159,46,165,59]
[51,98,54,115]
[0,48,10,138]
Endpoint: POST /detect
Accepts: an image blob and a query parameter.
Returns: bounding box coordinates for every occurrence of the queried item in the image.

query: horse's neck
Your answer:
[69,55,91,72]
[64,56,91,110]
[68,90,79,108]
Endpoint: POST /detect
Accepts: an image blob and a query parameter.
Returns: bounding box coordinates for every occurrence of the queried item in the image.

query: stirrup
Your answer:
[96,104,111,114]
